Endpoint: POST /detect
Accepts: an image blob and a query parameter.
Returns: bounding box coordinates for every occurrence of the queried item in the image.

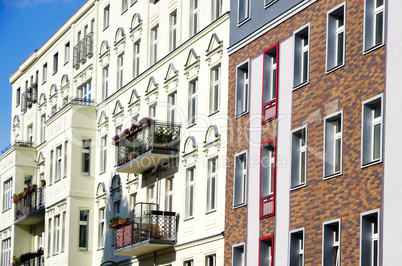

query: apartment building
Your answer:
[0,0,229,265]
[225,0,399,265]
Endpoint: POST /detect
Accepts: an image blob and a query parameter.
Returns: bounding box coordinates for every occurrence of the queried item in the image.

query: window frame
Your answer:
[326,2,346,73]
[191,0,200,36]
[56,145,62,182]
[207,157,218,212]
[151,25,159,65]
[133,40,141,78]
[42,63,47,84]
[170,11,177,51]
[188,78,198,126]
[101,135,107,173]
[79,210,89,250]
[210,64,221,115]
[237,0,250,26]
[212,0,222,21]
[232,243,245,266]
[166,177,174,212]
[262,43,279,123]
[363,0,385,53]
[121,0,128,14]
[235,59,250,118]
[3,178,12,212]
[233,150,248,208]
[264,0,278,8]
[322,218,341,266]
[118,53,124,89]
[186,167,195,219]
[289,228,305,266]
[168,92,177,125]
[260,139,276,218]
[2,238,11,266]
[99,207,106,249]
[291,125,307,189]
[53,52,58,75]
[293,24,310,89]
[82,139,91,174]
[360,209,380,266]
[64,42,70,64]
[205,253,216,266]
[323,111,343,179]
[102,66,109,100]
[259,235,274,266]
[16,87,20,107]
[103,5,110,30]
[54,215,60,254]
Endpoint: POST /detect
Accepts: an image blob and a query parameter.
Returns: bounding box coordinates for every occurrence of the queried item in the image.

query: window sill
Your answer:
[235,111,249,119]
[79,248,88,251]
[290,183,306,191]
[183,217,194,222]
[130,1,137,7]
[97,247,105,251]
[42,81,47,86]
[264,0,278,9]
[52,71,57,76]
[121,9,128,15]
[323,171,342,180]
[237,17,250,28]
[361,159,382,169]
[103,26,109,32]
[205,209,216,215]
[260,213,275,220]
[2,208,11,214]
[54,178,62,184]
[81,172,90,176]
[233,203,246,210]
[293,80,309,91]
[325,63,344,75]
[64,61,69,66]
[363,43,384,55]
[208,110,220,117]
[187,123,197,129]
[100,170,106,175]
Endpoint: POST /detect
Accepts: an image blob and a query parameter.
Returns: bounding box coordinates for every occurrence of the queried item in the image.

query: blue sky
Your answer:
[0,0,86,152]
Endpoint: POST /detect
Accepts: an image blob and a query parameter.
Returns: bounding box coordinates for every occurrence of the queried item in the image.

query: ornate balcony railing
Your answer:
[14,187,45,222]
[73,32,93,69]
[1,141,35,155]
[14,250,44,266]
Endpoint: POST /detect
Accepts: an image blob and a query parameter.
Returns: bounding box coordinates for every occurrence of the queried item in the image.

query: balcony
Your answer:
[262,100,276,122]
[115,121,180,174]
[14,250,44,266]
[21,83,38,113]
[114,203,178,257]
[73,32,94,69]
[14,187,45,225]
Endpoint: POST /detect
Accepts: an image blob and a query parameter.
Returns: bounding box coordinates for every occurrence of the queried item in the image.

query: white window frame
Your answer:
[184,259,194,266]
[54,215,60,254]
[170,11,177,51]
[82,140,91,174]
[99,208,106,249]
[118,53,124,89]
[102,66,109,100]
[191,0,200,36]
[3,178,12,211]
[27,124,33,144]
[61,211,66,252]
[64,42,70,64]
[289,228,305,266]
[151,25,159,64]
[40,114,46,143]
[205,253,216,266]
[210,65,221,114]
[323,111,343,178]
[232,243,245,266]
[166,177,174,212]
[212,0,222,21]
[361,94,383,167]
[169,92,177,124]
[130,193,137,218]
[104,5,110,29]
[148,185,156,204]
[50,150,54,184]
[56,145,62,181]
[133,41,141,78]
[360,209,380,266]
[43,63,47,84]
[237,0,250,25]
[234,151,247,207]
[149,103,157,120]
[79,210,89,250]
[53,52,58,74]
[2,238,11,266]
[207,157,218,212]
[293,24,310,89]
[78,81,92,104]
[326,3,346,73]
[121,0,128,13]
[291,126,307,189]
[188,79,198,126]
[235,60,249,117]
[101,136,107,173]
[186,168,195,219]
[48,218,52,256]
[363,0,385,53]
[323,219,341,266]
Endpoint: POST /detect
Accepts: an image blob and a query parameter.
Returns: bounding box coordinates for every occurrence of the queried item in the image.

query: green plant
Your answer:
[153,126,174,144]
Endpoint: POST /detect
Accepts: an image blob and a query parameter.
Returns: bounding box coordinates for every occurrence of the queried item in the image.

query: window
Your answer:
[210,65,221,114]
[122,0,128,13]
[61,211,66,252]
[166,177,174,212]
[40,114,46,143]
[291,126,307,188]
[293,25,310,88]
[54,215,60,254]
[364,0,384,51]
[191,0,199,36]
[326,4,345,72]
[361,210,379,266]
[151,26,159,64]
[77,81,92,104]
[27,124,33,144]
[43,63,47,83]
[118,53,124,89]
[104,5,110,29]
[184,260,194,266]
[82,140,91,174]
[205,254,216,266]
[262,43,278,122]
[114,200,121,218]
[130,193,137,218]
[99,208,106,249]
[102,66,109,100]
[324,112,343,177]
[149,103,157,120]
[238,0,249,24]
[259,236,273,266]
[65,42,70,64]
[56,145,62,181]
[186,168,195,218]
[133,41,140,78]
[64,141,68,177]
[323,219,340,266]
[50,150,54,184]
[212,0,222,21]
[362,95,383,166]
[16,88,20,107]
[232,243,245,266]
[79,210,89,250]
[2,238,11,266]
[169,92,177,124]
[207,158,218,212]
[101,136,107,173]
[48,218,52,256]
[260,140,275,217]
[170,11,177,51]
[289,229,304,266]
[188,79,198,125]
[147,185,156,204]
[53,53,58,74]
[3,179,12,211]
[235,61,249,116]
[234,152,247,207]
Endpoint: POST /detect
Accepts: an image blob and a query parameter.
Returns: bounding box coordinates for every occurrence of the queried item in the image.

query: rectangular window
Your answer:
[27,124,33,144]
[133,41,141,78]
[235,61,249,117]
[289,229,304,266]
[262,43,278,122]
[259,236,274,266]
[232,243,245,266]
[102,66,109,100]
[54,215,60,254]
[122,0,128,13]
[166,177,174,212]
[291,126,307,188]
[61,211,66,252]
[43,63,47,83]
[238,0,249,24]
[151,26,159,64]
[293,25,310,88]
[212,0,222,21]
[56,145,62,181]
[361,210,379,266]
[362,95,383,166]
[118,54,124,89]
[64,42,70,64]
[364,0,384,52]
[260,139,275,217]
[323,219,341,266]
[79,210,89,250]
[82,140,91,174]
[149,103,157,120]
[48,218,52,256]
[326,4,345,72]
[104,5,110,29]
[2,238,11,266]
[53,52,58,74]
[114,200,121,218]
[186,168,195,218]
[101,136,107,173]
[324,112,343,178]
[234,152,247,207]
[184,260,194,266]
[147,185,156,204]
[99,208,106,249]
[50,150,54,184]
[64,141,68,177]
[169,92,177,124]
[77,81,92,104]
[16,88,20,107]
[170,11,177,51]
[188,79,198,125]
[207,158,218,212]
[191,0,199,36]
[210,65,221,114]
[3,179,12,211]
[205,254,216,266]
[40,114,46,143]
[130,193,137,218]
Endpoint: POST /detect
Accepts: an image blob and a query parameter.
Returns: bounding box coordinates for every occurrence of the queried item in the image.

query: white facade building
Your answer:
[0,0,229,265]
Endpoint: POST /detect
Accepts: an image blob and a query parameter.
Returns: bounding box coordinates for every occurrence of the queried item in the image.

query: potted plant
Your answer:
[119,217,130,224]
[40,179,46,187]
[130,123,139,134]
[123,128,130,137]
[12,256,20,266]
[109,216,122,228]
[139,117,153,126]
[13,194,19,203]
[112,134,120,145]
[153,126,174,147]
[22,188,28,198]
[30,184,37,193]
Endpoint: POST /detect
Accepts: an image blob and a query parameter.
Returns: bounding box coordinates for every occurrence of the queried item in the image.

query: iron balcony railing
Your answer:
[1,141,35,155]
[14,252,44,266]
[114,203,178,250]
[115,122,180,167]
[73,32,94,69]
[14,187,45,221]
[21,83,38,113]
[46,97,95,121]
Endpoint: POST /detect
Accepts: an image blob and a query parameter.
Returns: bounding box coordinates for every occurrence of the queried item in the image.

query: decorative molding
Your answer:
[164,63,179,93]
[184,48,200,79]
[205,33,224,67]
